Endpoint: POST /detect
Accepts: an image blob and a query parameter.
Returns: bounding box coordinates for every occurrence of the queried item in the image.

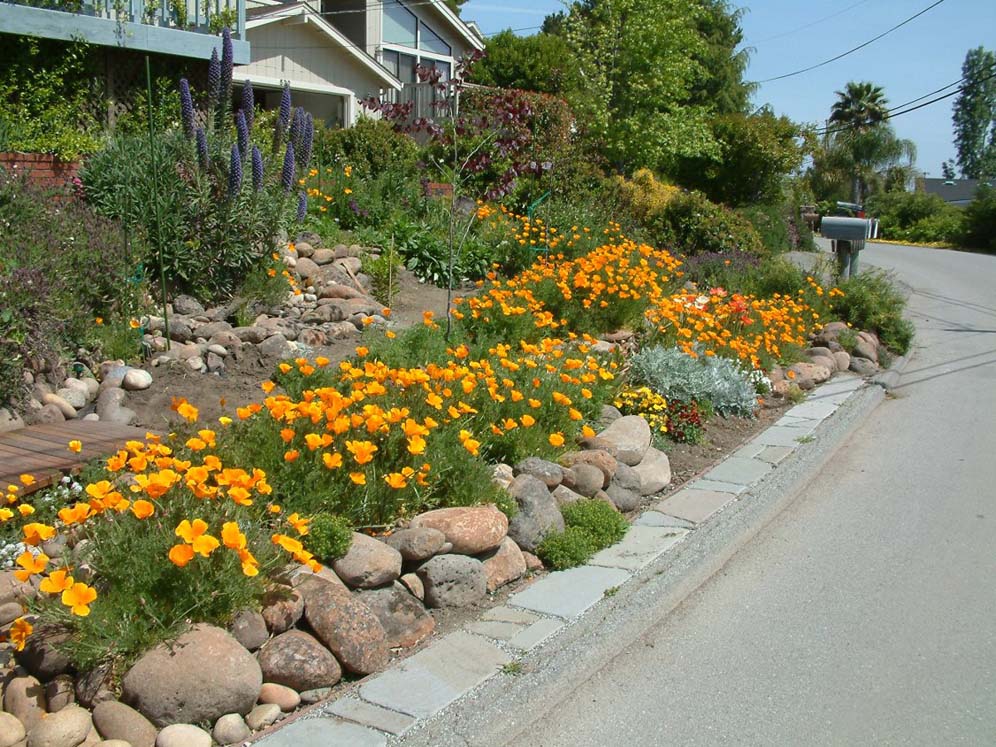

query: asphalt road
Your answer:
[513,242,996,746]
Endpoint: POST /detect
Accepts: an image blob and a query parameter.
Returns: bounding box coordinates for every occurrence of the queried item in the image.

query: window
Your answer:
[383,2,416,46]
[382,49,418,84]
[419,23,451,56]
[422,59,451,82]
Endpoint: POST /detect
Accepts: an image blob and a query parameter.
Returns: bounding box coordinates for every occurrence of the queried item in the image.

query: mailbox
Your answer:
[821,216,873,241]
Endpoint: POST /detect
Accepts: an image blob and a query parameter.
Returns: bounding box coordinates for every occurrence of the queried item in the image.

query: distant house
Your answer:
[241,0,485,127]
[920,177,995,207]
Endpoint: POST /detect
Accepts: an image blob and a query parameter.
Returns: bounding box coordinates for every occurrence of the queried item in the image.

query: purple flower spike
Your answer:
[241,81,255,131]
[221,28,234,109]
[281,141,296,192]
[297,191,307,222]
[229,144,243,197]
[179,79,195,139]
[299,113,314,168]
[207,49,220,104]
[251,145,264,192]
[235,109,249,160]
[196,127,210,170]
[278,83,291,130]
[288,107,302,152]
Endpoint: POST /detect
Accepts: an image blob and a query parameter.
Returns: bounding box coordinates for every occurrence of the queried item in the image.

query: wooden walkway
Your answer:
[0,420,153,495]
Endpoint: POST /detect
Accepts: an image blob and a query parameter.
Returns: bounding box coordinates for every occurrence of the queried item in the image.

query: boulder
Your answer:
[95,388,136,426]
[92,701,157,747]
[591,415,651,466]
[230,610,268,651]
[156,723,211,747]
[74,664,114,709]
[480,537,527,592]
[810,355,838,373]
[25,704,91,747]
[260,586,304,634]
[44,676,75,713]
[551,484,585,508]
[353,582,436,648]
[294,257,321,282]
[567,462,606,497]
[0,570,36,606]
[506,474,565,553]
[257,630,342,692]
[16,628,73,681]
[311,248,336,265]
[56,387,87,410]
[833,351,851,372]
[853,337,879,363]
[0,407,25,433]
[3,675,47,732]
[293,240,315,258]
[559,451,617,486]
[632,447,671,496]
[121,369,153,392]
[849,357,878,376]
[787,362,832,390]
[40,393,76,420]
[299,577,389,675]
[0,712,26,747]
[246,704,281,731]
[257,334,291,358]
[121,624,262,727]
[31,403,65,424]
[383,527,447,562]
[417,555,487,609]
[171,295,204,316]
[331,533,402,589]
[513,457,564,489]
[234,326,269,344]
[409,505,508,555]
[212,714,250,746]
[399,573,424,600]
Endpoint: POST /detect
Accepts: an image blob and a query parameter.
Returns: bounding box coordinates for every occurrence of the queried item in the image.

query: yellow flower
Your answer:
[581,424,596,439]
[19,474,35,486]
[175,519,220,557]
[68,440,82,453]
[548,432,565,447]
[130,500,155,519]
[323,452,343,469]
[9,617,32,651]
[129,318,140,329]
[39,568,74,594]
[287,512,310,535]
[384,472,407,489]
[345,440,377,465]
[22,523,56,546]
[168,544,195,567]
[14,551,48,582]
[349,472,367,485]
[94,317,103,325]
[61,582,97,616]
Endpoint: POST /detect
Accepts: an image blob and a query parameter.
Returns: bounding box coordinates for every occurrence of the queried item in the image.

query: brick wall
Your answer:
[0,152,81,190]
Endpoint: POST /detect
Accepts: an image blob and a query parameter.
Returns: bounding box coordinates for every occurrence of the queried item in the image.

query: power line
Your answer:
[752,0,946,84]
[746,0,874,45]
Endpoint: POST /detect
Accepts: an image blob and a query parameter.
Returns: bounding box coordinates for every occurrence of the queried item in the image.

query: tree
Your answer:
[687,0,755,115]
[809,124,916,204]
[471,30,580,95]
[952,46,996,178]
[829,81,889,131]
[563,0,719,174]
[941,160,956,179]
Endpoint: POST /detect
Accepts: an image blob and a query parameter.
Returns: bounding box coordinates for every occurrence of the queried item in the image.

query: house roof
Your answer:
[246,2,402,90]
[922,177,995,205]
[425,0,486,52]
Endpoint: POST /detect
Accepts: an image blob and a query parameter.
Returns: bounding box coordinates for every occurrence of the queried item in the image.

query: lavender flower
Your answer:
[228,144,242,197]
[241,81,255,131]
[278,84,291,131]
[179,78,195,139]
[235,109,249,160]
[298,113,314,169]
[206,49,220,113]
[251,145,264,192]
[288,107,303,152]
[296,191,307,222]
[281,141,295,192]
[195,127,209,170]
[220,27,234,111]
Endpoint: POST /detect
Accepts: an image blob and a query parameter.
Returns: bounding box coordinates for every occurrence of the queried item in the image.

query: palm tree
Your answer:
[829,81,889,131]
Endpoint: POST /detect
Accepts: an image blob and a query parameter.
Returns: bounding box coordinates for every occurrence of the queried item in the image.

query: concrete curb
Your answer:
[255,361,910,747]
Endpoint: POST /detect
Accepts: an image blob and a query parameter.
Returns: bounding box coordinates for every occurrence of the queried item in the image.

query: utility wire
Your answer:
[752,0,946,84]
[747,0,874,45]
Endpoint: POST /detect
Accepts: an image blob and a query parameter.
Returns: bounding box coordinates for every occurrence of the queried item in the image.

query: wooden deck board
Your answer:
[0,421,157,495]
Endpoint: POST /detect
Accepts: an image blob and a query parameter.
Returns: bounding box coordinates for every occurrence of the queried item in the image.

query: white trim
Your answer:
[247,4,402,90]
[427,0,485,51]
[242,73,356,98]
[380,42,454,65]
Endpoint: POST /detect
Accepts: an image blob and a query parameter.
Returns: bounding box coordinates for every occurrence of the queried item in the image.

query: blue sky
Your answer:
[461,0,996,176]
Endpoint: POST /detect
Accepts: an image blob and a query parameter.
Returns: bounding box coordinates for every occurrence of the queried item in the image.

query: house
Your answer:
[240,0,485,127]
[920,177,995,207]
[0,0,248,63]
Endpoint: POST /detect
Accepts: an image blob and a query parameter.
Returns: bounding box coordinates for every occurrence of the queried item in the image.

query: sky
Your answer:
[460,0,996,176]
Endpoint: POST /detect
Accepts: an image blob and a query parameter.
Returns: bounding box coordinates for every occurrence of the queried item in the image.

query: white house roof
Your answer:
[427,0,486,52]
[246,3,402,90]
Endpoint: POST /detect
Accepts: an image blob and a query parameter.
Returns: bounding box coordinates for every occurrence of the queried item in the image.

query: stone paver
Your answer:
[687,478,748,495]
[479,606,541,625]
[507,565,631,620]
[467,619,527,641]
[785,400,838,421]
[703,457,772,487]
[254,717,387,747]
[325,697,415,735]
[506,617,566,651]
[751,425,817,448]
[654,488,738,524]
[632,511,696,530]
[359,631,510,719]
[588,526,689,571]
[775,414,821,428]
[754,446,795,465]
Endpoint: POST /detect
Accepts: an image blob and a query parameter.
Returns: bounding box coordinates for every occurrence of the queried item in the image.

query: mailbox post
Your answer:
[821,216,878,280]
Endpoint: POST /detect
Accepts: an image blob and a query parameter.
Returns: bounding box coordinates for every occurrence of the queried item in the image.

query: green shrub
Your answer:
[313,117,419,179]
[306,514,354,562]
[651,190,765,258]
[961,184,996,251]
[561,499,628,547]
[866,190,965,244]
[628,345,758,416]
[830,270,914,354]
[536,526,598,570]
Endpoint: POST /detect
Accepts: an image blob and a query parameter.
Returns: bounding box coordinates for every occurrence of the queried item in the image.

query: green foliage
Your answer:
[961,184,996,251]
[866,190,963,244]
[738,203,792,254]
[536,526,598,570]
[830,270,914,354]
[471,30,581,95]
[629,345,758,416]
[561,499,629,546]
[952,47,996,179]
[612,168,682,224]
[675,110,806,206]
[305,514,354,562]
[652,190,765,257]
[808,123,916,205]
[313,118,420,179]
[0,37,101,160]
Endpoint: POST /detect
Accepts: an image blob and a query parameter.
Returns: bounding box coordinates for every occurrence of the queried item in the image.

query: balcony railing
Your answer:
[0,0,248,62]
